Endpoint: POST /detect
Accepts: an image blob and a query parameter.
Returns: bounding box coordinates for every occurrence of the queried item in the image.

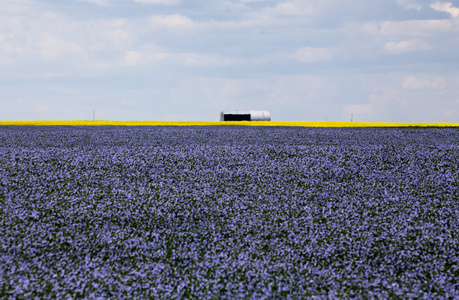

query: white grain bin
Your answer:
[220,110,271,121]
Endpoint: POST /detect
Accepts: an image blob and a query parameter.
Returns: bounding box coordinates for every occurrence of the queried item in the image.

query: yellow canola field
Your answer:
[0,120,458,127]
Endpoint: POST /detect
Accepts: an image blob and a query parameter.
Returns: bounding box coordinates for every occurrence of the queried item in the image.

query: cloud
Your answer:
[396,0,422,11]
[198,74,330,120]
[343,88,408,121]
[380,19,455,37]
[0,6,140,69]
[0,11,91,64]
[402,76,431,90]
[431,2,459,17]
[385,39,432,54]
[149,14,194,29]
[342,73,458,122]
[132,0,181,5]
[38,34,84,60]
[123,47,167,66]
[290,47,333,63]
[0,38,24,65]
[123,50,146,65]
[432,78,447,90]
[78,0,110,6]
[123,46,238,67]
[402,76,446,90]
[181,54,236,67]
[269,75,326,105]
[238,0,267,3]
[266,1,317,17]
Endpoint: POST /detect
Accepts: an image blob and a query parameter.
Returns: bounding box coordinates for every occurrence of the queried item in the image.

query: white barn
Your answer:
[220,110,271,121]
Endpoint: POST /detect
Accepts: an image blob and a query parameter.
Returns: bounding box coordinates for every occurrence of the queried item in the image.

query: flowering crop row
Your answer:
[0,126,458,298]
[1,120,459,127]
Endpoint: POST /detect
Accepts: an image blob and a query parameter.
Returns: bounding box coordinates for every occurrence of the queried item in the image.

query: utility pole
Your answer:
[351,113,353,122]
[93,110,95,121]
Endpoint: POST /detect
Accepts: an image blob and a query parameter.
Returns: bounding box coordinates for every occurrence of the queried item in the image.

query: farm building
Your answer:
[220,110,271,121]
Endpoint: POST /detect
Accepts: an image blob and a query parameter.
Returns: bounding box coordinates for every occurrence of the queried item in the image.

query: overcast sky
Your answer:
[1,0,458,122]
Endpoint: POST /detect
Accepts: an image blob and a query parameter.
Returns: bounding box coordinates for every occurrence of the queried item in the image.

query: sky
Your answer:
[1,0,458,122]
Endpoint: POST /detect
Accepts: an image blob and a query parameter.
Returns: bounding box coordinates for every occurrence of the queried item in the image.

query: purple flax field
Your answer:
[0,125,458,298]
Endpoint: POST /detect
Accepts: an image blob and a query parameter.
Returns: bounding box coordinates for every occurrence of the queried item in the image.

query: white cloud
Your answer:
[38,34,84,60]
[290,47,333,63]
[123,45,237,67]
[0,7,140,68]
[0,0,33,14]
[0,12,87,63]
[123,51,144,65]
[182,54,236,67]
[432,78,447,90]
[376,18,458,55]
[402,76,432,90]
[271,2,314,16]
[343,88,407,121]
[190,1,322,32]
[396,0,422,11]
[149,14,194,29]
[431,2,459,17]
[132,0,181,5]
[402,76,447,90]
[0,39,25,65]
[93,19,134,47]
[342,72,459,122]
[78,0,110,6]
[380,19,454,37]
[269,75,326,105]
[200,74,327,114]
[238,0,267,2]
[261,1,318,18]
[385,39,432,54]
[123,48,167,66]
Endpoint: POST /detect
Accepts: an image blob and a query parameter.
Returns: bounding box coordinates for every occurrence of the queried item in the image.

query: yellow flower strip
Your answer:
[0,120,458,127]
